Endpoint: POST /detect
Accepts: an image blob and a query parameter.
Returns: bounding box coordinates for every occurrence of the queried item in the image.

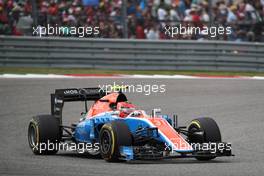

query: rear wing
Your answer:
[53,87,106,101]
[51,87,106,124]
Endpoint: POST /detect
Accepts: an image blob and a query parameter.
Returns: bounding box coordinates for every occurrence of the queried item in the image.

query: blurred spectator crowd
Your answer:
[0,0,263,42]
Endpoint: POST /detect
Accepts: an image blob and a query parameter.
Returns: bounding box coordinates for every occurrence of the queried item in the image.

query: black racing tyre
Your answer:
[99,120,132,162]
[188,117,221,161]
[28,115,61,155]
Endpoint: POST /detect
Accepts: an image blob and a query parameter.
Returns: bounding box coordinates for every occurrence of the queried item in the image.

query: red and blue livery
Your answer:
[28,87,233,162]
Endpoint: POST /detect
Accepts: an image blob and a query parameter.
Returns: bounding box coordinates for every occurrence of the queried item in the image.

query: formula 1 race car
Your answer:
[28,87,233,162]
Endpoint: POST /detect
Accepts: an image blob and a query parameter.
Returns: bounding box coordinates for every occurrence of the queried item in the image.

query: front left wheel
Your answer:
[188,117,222,161]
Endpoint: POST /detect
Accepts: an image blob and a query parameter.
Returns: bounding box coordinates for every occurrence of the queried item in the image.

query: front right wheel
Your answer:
[99,120,132,162]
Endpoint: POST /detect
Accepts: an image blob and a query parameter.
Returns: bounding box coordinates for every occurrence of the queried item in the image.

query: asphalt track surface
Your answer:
[0,78,264,176]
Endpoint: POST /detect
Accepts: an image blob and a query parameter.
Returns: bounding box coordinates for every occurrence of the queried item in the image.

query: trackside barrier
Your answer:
[0,36,264,71]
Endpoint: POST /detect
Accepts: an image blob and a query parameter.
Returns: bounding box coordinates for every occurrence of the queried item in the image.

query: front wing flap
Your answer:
[119,142,233,161]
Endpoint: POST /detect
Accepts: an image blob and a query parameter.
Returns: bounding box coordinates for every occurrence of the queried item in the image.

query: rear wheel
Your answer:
[99,120,132,162]
[188,117,221,161]
[28,115,61,155]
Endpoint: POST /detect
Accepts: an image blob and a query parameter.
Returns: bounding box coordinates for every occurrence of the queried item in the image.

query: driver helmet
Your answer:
[117,102,136,118]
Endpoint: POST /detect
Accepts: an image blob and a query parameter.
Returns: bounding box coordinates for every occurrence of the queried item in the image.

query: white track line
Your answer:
[0,74,264,80]
[0,74,71,78]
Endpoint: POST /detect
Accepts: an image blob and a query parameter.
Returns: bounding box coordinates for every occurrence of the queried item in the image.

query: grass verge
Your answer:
[0,67,264,76]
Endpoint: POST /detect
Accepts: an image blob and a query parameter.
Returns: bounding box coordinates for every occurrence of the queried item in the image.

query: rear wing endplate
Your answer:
[50,87,106,124]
